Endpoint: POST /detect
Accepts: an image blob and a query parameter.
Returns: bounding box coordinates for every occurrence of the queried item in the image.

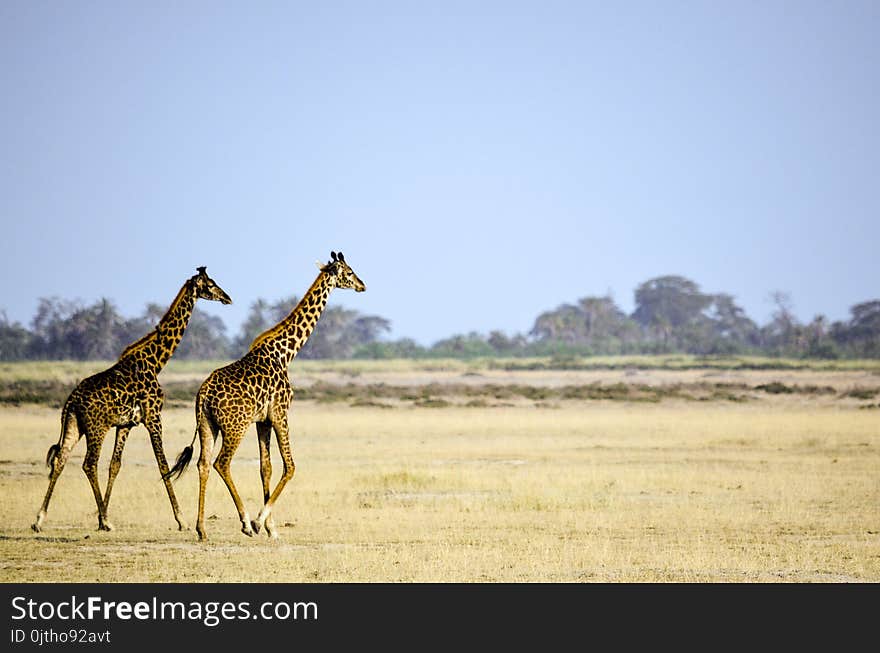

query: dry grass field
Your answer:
[1,358,878,582]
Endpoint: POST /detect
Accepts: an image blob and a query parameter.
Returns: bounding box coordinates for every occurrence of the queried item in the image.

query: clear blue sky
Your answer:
[2,1,878,345]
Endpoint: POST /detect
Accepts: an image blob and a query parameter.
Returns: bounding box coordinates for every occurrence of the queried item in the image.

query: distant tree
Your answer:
[487,330,528,355]
[391,338,429,358]
[760,291,802,356]
[0,311,31,361]
[530,303,585,345]
[701,293,761,354]
[342,314,394,354]
[578,296,641,352]
[832,300,880,357]
[28,297,128,360]
[529,283,757,356]
[707,294,758,341]
[71,299,126,360]
[232,298,277,354]
[632,276,713,350]
[579,297,628,338]
[430,332,495,358]
[529,295,638,354]
[633,276,713,330]
[802,314,839,359]
[354,338,428,359]
[28,297,81,359]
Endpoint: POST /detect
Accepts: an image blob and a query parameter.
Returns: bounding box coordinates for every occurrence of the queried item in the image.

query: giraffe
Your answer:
[31,267,232,533]
[165,251,365,540]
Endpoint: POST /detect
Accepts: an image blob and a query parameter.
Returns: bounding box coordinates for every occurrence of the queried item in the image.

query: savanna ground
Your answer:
[0,356,878,582]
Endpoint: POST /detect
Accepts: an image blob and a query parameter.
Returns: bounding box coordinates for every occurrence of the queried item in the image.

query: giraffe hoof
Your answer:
[251,520,262,535]
[241,525,255,537]
[98,522,115,532]
[177,522,189,531]
[31,523,42,533]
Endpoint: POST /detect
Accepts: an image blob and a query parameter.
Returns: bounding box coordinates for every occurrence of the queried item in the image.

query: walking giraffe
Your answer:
[165,251,365,540]
[31,267,232,533]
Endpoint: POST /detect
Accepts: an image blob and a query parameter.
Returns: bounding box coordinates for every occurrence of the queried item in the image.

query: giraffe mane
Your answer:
[118,279,192,359]
[248,273,327,352]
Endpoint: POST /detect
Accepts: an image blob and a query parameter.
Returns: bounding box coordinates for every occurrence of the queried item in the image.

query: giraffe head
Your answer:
[191,266,233,304]
[321,251,366,292]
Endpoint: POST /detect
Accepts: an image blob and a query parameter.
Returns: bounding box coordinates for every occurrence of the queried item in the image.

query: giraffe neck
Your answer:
[118,280,197,374]
[249,272,334,366]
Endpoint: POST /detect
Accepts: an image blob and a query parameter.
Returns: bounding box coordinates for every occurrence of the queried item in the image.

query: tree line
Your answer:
[0,295,390,362]
[1,275,878,361]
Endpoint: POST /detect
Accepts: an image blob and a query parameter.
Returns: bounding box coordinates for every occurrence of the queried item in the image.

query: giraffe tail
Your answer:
[164,428,199,481]
[45,397,74,473]
[45,444,61,469]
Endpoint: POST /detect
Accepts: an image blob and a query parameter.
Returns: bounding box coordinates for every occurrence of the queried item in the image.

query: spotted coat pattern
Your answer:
[173,253,365,541]
[31,268,232,533]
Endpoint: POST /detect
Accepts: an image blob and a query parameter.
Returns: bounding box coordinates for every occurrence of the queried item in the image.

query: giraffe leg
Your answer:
[32,411,80,532]
[256,421,278,539]
[144,414,188,530]
[252,410,294,537]
[81,432,112,531]
[195,415,217,542]
[212,426,255,538]
[102,425,131,521]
